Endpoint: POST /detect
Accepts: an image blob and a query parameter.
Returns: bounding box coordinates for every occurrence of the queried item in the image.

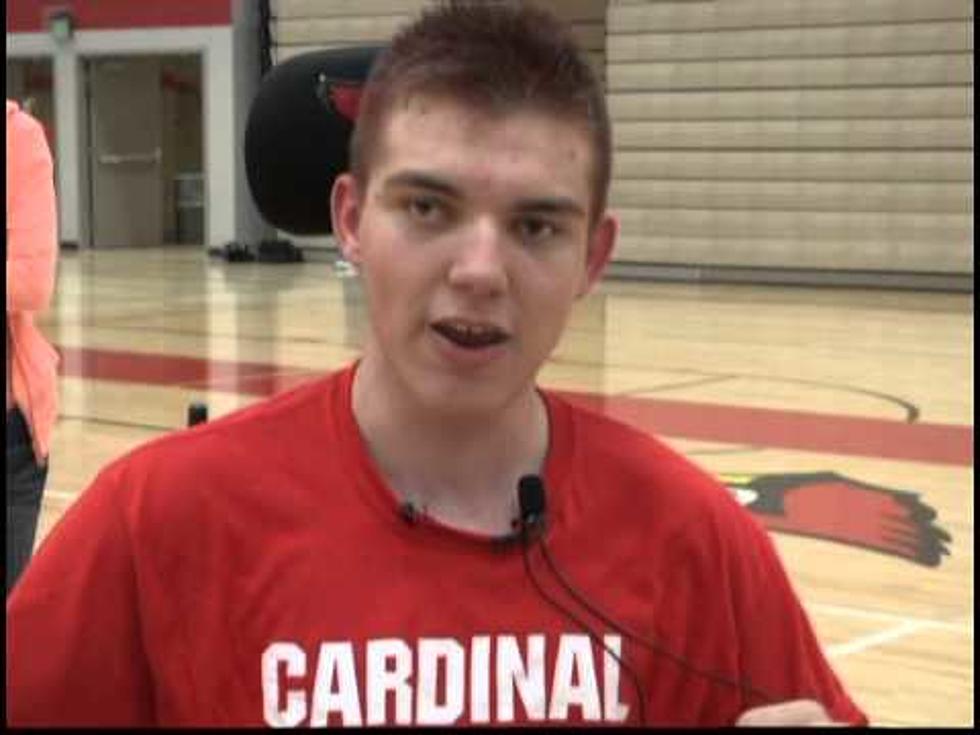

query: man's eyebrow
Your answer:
[381,171,461,198]
[513,197,586,219]
[381,171,586,218]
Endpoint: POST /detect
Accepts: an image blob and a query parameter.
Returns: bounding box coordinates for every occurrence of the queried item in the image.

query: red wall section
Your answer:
[6,0,231,32]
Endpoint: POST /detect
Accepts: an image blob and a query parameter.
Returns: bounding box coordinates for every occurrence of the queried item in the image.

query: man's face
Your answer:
[332,95,617,417]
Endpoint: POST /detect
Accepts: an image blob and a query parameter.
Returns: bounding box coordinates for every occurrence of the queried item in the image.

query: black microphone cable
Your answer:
[536,535,777,707]
[519,518,649,727]
[517,474,790,721]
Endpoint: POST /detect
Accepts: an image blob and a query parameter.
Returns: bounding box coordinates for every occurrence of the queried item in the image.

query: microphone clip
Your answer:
[517,474,548,542]
[399,501,423,525]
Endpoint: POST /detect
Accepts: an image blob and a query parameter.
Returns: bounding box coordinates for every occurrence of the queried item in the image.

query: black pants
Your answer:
[6,408,48,595]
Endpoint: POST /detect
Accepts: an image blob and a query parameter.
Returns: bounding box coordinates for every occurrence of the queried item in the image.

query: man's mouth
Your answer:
[431,318,509,349]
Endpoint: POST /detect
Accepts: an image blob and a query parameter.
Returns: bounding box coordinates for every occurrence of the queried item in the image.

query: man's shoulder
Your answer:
[549,389,747,521]
[554,390,709,480]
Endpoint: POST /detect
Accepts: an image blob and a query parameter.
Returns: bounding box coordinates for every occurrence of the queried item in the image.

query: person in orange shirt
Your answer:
[6,99,60,594]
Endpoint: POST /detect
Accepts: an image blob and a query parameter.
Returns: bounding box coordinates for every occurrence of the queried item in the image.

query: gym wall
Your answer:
[268,0,973,287]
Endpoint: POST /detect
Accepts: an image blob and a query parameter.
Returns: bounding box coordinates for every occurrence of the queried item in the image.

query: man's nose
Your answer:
[446,218,509,297]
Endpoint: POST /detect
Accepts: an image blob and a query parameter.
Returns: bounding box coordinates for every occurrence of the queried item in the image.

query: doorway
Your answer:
[83,53,203,248]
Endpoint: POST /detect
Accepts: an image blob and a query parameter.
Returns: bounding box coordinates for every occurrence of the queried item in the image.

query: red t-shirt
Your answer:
[6,364,867,726]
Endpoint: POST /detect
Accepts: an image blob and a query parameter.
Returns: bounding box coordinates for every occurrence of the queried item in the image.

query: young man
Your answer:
[6,1,867,727]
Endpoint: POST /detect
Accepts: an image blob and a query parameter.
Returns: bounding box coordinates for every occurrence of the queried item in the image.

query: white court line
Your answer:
[806,601,971,634]
[44,490,82,503]
[827,620,933,658]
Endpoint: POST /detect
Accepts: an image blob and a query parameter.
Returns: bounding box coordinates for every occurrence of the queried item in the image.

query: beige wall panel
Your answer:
[274,1,605,47]
[567,21,607,52]
[608,54,973,91]
[276,47,601,81]
[274,16,414,45]
[276,44,603,72]
[613,150,971,182]
[608,21,973,62]
[608,88,974,121]
[272,0,431,19]
[606,0,974,275]
[608,0,973,34]
[273,44,370,63]
[613,118,972,150]
[613,236,973,272]
[271,0,973,277]
[615,208,972,244]
[273,3,605,63]
[531,0,608,23]
[276,0,608,23]
[608,180,974,214]
[889,237,975,273]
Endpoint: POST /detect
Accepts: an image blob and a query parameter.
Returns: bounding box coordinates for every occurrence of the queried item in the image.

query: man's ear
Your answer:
[577,212,618,298]
[330,173,363,263]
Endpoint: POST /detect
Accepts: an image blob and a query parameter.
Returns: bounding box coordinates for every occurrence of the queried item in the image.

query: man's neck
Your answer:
[350,355,549,536]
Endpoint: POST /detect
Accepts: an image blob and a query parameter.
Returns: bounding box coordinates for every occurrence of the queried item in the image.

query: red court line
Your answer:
[555,392,972,468]
[57,345,321,395]
[57,346,973,467]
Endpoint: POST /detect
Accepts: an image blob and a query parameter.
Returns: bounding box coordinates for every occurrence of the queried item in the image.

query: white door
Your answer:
[88,56,163,248]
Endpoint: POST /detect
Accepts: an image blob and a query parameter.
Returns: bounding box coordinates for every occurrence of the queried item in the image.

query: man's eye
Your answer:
[406,197,444,222]
[515,217,558,242]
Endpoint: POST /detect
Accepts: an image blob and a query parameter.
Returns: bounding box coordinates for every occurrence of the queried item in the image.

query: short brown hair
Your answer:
[350,0,611,225]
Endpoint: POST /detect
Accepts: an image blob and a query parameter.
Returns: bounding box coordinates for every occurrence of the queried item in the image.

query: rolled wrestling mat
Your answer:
[244,46,383,235]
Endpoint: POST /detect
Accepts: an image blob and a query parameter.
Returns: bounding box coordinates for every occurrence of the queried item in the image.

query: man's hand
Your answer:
[736,699,843,726]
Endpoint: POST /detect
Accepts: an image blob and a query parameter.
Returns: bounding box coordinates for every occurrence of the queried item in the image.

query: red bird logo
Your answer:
[328,84,363,123]
[721,471,951,567]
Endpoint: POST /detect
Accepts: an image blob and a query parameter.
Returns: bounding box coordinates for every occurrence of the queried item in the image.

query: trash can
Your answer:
[175,172,204,244]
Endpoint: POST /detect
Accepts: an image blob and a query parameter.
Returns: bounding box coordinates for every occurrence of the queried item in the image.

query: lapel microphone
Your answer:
[489,475,546,549]
[517,475,547,539]
[399,501,422,525]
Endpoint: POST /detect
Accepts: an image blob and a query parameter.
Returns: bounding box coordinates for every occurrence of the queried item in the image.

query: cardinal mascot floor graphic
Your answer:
[722,471,951,567]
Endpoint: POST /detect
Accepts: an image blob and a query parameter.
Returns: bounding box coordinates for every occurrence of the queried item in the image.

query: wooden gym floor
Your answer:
[29,246,974,726]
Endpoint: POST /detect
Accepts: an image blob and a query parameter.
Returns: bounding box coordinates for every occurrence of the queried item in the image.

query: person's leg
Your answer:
[6,408,48,595]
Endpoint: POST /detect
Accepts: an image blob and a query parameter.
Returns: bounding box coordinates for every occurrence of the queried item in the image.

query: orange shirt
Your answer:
[6,99,59,459]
